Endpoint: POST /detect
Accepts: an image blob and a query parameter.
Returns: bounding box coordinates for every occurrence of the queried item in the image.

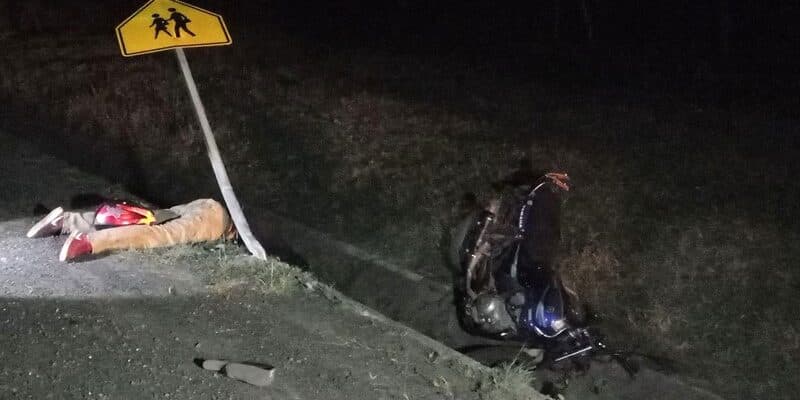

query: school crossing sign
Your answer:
[116,0,231,57]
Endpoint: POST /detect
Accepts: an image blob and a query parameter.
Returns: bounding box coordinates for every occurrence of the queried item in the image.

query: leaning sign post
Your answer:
[116,0,267,261]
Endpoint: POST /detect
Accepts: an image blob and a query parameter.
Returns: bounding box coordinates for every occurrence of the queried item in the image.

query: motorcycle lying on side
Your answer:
[450,172,607,369]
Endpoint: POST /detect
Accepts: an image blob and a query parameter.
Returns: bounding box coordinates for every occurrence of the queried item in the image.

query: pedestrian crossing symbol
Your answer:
[116,0,232,57]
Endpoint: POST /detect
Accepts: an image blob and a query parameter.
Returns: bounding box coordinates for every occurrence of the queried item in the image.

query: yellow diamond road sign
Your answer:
[116,0,231,57]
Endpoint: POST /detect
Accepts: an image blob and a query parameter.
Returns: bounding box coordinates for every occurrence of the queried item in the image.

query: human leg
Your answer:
[61,211,97,234]
[82,199,233,255]
[27,208,95,238]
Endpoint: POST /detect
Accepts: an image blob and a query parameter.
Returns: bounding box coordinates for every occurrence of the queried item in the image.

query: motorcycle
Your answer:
[450,172,607,368]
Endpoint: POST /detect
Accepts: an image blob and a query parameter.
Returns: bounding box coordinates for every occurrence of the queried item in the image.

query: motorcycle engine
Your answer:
[467,293,516,337]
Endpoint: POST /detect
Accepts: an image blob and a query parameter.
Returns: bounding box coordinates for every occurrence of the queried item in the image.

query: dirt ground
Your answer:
[242,182,726,400]
[0,131,546,400]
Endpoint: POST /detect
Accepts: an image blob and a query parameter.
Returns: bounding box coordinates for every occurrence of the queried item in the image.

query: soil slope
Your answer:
[0,131,543,400]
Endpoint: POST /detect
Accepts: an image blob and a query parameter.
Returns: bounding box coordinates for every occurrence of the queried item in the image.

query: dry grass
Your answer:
[560,239,621,310]
[476,361,537,400]
[144,241,303,296]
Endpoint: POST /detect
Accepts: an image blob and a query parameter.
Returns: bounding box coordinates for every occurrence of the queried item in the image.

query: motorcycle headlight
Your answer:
[551,318,567,333]
[533,300,569,337]
[519,285,570,338]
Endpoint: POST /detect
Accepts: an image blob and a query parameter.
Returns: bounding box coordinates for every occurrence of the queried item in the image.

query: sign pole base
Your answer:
[174,48,267,261]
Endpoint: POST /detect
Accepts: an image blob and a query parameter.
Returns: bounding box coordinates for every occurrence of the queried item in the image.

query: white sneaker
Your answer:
[26,207,65,238]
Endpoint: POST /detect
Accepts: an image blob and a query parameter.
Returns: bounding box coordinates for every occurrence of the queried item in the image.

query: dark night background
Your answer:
[6,0,800,118]
[6,1,800,73]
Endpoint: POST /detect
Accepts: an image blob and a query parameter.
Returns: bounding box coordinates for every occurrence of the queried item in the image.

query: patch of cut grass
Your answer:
[208,252,305,296]
[559,239,622,312]
[475,361,537,400]
[144,241,306,296]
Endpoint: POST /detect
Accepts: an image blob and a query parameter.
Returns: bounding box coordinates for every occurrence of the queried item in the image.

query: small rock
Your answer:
[202,359,229,372]
[224,363,275,387]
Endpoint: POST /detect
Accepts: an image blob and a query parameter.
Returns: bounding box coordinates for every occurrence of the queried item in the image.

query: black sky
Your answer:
[4,0,799,74]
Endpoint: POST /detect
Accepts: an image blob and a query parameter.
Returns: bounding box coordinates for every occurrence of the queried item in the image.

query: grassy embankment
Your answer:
[1,33,798,399]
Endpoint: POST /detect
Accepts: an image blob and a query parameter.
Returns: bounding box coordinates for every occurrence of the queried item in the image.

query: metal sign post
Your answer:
[175,48,266,260]
[117,1,266,260]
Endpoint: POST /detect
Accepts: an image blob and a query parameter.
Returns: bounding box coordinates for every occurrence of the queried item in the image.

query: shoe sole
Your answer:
[59,231,79,262]
[26,207,64,238]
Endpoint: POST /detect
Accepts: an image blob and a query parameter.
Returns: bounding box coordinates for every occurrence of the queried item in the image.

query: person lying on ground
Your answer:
[26,198,236,262]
